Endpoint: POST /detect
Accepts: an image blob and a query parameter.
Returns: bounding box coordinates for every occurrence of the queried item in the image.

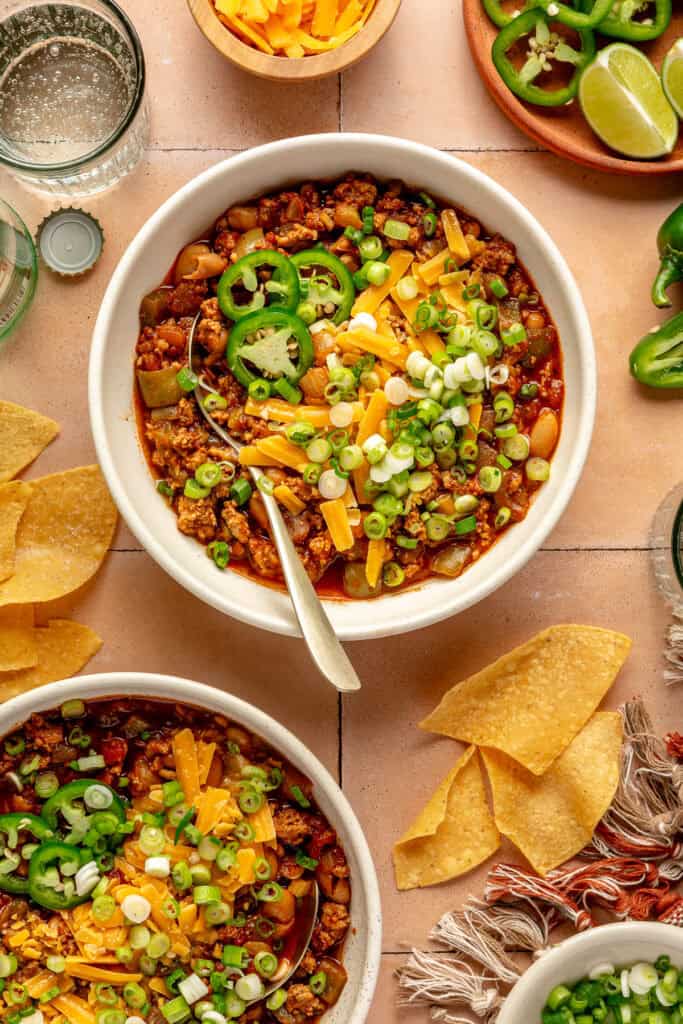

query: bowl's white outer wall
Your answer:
[499,923,683,1023]
[0,674,381,1024]
[90,133,596,639]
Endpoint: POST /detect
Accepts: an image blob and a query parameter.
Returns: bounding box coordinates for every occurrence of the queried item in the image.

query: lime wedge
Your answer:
[579,42,678,159]
[662,37,683,120]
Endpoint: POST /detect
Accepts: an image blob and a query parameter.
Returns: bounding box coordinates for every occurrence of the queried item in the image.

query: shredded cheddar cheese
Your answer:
[213,0,376,57]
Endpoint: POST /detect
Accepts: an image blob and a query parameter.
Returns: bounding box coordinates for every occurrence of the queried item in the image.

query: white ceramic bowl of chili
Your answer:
[89,133,596,640]
[0,672,382,1024]
[498,922,683,1024]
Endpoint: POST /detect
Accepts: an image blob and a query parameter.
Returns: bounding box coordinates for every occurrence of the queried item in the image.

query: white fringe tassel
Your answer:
[664,606,683,685]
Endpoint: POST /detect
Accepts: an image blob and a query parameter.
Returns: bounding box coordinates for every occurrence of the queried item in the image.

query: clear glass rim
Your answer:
[0,199,38,341]
[0,0,146,175]
[672,497,683,593]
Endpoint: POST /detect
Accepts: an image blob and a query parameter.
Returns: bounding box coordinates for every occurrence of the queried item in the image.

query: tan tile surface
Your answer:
[1,1,682,1020]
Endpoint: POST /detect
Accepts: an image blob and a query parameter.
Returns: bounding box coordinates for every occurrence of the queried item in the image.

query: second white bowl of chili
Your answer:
[89,133,596,639]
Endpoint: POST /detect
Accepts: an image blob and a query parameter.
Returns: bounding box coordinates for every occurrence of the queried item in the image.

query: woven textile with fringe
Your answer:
[397,701,683,1023]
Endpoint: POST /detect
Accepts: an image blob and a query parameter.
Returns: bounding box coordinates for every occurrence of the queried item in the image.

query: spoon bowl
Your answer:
[260,883,320,1003]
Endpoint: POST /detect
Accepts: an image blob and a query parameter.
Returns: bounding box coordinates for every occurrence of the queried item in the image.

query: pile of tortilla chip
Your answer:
[393,625,631,890]
[0,401,117,698]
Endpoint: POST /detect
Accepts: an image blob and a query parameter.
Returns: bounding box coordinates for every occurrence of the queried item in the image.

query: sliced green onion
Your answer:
[147,932,171,958]
[383,562,405,588]
[123,982,147,1009]
[0,956,18,979]
[266,989,287,1011]
[238,785,264,815]
[161,996,191,1024]
[129,925,151,950]
[215,844,238,872]
[286,421,317,446]
[273,378,302,405]
[247,377,271,402]
[306,437,333,464]
[519,382,539,401]
[229,478,252,507]
[35,772,59,799]
[495,507,511,529]
[254,951,278,978]
[92,895,116,924]
[195,462,222,489]
[208,540,230,571]
[358,235,383,261]
[198,835,222,862]
[503,433,530,461]
[423,212,437,237]
[396,276,419,302]
[310,971,328,996]
[363,511,387,540]
[478,466,502,493]
[139,825,166,856]
[490,277,508,299]
[184,478,210,500]
[72,754,105,772]
[204,901,231,926]
[290,785,311,809]
[257,881,283,903]
[3,736,25,756]
[501,322,527,347]
[454,514,478,535]
[46,955,65,974]
[526,457,550,482]
[366,261,391,286]
[176,367,198,393]
[233,821,255,843]
[172,860,192,891]
[383,218,411,241]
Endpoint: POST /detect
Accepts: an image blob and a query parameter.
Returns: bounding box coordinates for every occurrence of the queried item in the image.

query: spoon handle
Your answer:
[255,472,361,693]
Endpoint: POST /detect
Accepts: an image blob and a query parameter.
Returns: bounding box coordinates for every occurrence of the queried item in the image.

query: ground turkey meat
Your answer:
[175,496,217,542]
[311,901,350,954]
[285,984,326,1019]
[273,807,312,846]
[473,235,517,276]
[167,280,207,317]
[222,502,250,545]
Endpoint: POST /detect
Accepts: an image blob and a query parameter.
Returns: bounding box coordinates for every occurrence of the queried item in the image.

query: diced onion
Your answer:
[144,856,171,879]
[330,402,354,428]
[234,974,265,1002]
[318,470,347,500]
[122,894,152,924]
[179,974,210,1005]
[348,313,377,333]
[384,377,409,406]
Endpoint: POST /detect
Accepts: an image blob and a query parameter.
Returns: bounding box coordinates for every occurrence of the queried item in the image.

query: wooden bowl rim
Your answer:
[462,0,683,176]
[187,0,401,80]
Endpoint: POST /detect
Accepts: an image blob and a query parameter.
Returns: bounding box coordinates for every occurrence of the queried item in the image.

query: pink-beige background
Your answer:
[1,2,682,1018]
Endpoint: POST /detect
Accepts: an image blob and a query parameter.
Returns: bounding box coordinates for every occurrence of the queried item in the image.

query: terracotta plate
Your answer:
[463,0,683,175]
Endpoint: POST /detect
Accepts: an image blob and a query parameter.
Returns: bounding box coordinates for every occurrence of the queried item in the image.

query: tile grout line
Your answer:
[108,545,666,554]
[144,144,544,155]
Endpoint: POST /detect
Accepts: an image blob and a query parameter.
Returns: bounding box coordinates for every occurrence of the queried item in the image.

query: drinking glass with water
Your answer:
[0,199,38,343]
[0,0,149,196]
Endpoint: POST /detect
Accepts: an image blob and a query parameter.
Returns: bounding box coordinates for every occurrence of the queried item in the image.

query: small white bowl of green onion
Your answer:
[498,922,683,1024]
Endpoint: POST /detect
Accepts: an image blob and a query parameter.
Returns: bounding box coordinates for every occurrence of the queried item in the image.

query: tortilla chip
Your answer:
[0,606,38,672]
[420,625,631,775]
[481,712,622,875]
[393,747,500,890]
[0,467,117,608]
[0,401,59,483]
[0,620,102,701]
[0,481,32,582]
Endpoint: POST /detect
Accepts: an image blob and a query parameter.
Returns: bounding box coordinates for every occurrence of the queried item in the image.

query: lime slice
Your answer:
[662,37,683,120]
[579,42,678,159]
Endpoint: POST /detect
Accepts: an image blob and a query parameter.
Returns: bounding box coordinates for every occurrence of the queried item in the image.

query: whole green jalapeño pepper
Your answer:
[629,312,683,389]
[0,814,54,894]
[227,309,314,389]
[28,841,87,910]
[589,0,672,41]
[42,780,126,842]
[652,203,683,309]
[290,249,356,326]
[492,11,596,107]
[217,251,300,321]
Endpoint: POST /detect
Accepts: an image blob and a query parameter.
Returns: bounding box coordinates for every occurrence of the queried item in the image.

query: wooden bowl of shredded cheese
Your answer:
[187,0,401,80]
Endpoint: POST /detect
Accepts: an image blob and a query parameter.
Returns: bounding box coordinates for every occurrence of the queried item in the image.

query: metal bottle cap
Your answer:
[37,208,104,277]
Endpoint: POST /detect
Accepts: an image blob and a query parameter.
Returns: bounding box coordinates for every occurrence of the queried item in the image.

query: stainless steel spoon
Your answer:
[258,882,319,1005]
[188,314,361,693]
